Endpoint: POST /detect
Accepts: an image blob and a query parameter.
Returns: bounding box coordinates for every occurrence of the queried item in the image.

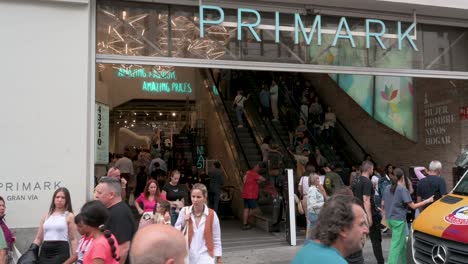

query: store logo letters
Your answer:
[199,5,418,51]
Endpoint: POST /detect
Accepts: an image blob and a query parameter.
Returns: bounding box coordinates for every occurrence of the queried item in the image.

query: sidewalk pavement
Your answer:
[222,219,392,264]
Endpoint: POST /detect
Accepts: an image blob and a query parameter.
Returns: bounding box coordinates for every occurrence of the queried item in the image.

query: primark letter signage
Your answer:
[199,5,418,51]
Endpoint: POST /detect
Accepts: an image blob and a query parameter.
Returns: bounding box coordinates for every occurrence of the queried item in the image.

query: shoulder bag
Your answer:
[180,206,191,264]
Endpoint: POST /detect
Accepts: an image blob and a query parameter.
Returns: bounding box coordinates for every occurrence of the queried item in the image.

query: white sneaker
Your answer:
[237,125,243,128]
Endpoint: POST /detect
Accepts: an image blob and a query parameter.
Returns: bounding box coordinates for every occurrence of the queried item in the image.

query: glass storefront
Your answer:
[95,0,468,141]
[97,0,468,73]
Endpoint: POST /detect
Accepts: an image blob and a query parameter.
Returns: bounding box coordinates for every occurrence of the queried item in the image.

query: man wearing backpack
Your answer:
[323,164,344,196]
[348,160,384,264]
[416,160,447,211]
[377,173,392,205]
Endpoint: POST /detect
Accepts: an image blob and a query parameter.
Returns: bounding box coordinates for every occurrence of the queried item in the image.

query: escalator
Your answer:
[232,70,377,205]
[238,70,356,172]
[202,68,367,235]
[277,83,349,169]
[230,71,299,233]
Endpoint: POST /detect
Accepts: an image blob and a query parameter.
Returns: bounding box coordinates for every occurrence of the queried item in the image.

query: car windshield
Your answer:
[453,173,468,195]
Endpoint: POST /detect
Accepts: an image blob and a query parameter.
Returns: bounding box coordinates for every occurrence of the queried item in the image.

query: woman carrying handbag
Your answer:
[305,173,326,243]
[134,179,166,229]
[175,184,222,264]
[31,188,78,264]
[0,196,18,264]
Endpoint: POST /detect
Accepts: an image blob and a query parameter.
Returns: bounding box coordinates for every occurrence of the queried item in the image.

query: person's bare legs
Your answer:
[243,208,250,225]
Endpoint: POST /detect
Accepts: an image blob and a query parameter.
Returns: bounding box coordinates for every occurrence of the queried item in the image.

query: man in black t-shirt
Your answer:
[417,160,448,211]
[95,177,136,264]
[186,165,201,189]
[349,160,384,264]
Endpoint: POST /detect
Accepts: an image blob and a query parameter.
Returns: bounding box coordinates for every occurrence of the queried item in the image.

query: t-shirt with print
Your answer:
[242,170,261,199]
[76,235,93,264]
[353,175,379,218]
[163,183,186,201]
[324,172,344,196]
[83,234,119,264]
[292,240,347,264]
[383,185,412,221]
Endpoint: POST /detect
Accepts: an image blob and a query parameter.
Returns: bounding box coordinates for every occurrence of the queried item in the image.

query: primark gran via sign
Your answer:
[199,5,418,51]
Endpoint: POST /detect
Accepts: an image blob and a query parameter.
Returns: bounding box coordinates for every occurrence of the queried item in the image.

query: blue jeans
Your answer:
[209,191,220,213]
[374,195,382,210]
[236,106,244,126]
[170,207,179,226]
[305,212,318,245]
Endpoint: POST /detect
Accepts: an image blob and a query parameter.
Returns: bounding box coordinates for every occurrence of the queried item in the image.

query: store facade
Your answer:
[2,0,468,235]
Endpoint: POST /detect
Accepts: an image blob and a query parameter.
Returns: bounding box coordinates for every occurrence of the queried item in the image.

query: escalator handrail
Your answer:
[243,91,296,170]
[281,80,367,164]
[277,87,340,164]
[205,69,250,175]
[246,95,297,169]
[325,77,368,158]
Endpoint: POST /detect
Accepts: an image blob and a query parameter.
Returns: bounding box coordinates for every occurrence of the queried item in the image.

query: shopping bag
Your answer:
[8,245,22,264]
[180,207,190,264]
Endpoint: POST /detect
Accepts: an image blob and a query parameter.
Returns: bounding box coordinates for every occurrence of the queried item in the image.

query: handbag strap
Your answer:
[234,96,244,105]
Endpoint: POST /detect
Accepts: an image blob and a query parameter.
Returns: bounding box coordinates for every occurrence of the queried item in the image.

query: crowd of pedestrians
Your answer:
[292,159,448,264]
[0,140,226,264]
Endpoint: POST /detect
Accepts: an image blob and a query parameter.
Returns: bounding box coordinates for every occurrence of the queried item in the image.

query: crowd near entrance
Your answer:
[3,0,468,264]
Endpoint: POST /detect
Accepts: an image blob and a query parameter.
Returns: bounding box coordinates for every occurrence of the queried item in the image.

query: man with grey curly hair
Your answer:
[292,194,369,263]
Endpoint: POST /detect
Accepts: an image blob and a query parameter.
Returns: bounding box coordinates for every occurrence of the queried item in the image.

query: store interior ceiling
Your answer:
[110,99,192,132]
[97,4,235,61]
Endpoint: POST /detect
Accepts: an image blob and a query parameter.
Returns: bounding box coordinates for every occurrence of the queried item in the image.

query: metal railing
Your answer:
[202,69,250,183]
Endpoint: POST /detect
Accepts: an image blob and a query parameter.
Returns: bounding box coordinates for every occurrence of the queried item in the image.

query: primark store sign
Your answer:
[0,181,62,201]
[199,5,418,51]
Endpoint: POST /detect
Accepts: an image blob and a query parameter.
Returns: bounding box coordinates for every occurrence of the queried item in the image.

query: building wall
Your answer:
[0,0,91,235]
[306,73,468,188]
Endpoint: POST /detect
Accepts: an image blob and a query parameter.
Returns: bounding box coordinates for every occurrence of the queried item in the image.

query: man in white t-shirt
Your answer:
[233,90,250,128]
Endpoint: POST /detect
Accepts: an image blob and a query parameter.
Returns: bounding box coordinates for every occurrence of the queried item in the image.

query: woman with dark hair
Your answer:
[64,213,93,264]
[381,168,433,264]
[162,170,187,225]
[32,187,78,264]
[134,179,166,229]
[0,196,15,263]
[80,200,120,264]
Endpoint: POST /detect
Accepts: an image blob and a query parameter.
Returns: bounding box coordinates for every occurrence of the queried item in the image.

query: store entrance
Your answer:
[94,60,468,249]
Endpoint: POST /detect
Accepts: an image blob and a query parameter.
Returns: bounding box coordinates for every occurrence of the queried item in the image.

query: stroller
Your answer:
[218,186,235,219]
